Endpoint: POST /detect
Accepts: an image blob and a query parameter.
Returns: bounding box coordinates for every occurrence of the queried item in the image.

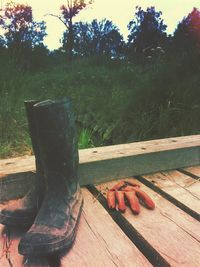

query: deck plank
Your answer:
[61,188,151,267]
[183,165,200,177]
[96,178,200,267]
[0,225,24,267]
[142,170,200,214]
[0,188,151,267]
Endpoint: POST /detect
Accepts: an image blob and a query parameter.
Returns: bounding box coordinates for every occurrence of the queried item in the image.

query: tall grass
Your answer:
[0,55,199,158]
[78,129,93,149]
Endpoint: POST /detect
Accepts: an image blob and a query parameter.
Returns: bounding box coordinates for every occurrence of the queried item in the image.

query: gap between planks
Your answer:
[180,165,200,180]
[95,177,200,267]
[87,185,170,267]
[139,169,200,221]
[1,169,200,266]
[0,188,152,267]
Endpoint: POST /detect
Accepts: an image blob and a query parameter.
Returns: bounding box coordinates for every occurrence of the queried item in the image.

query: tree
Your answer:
[168,8,200,78]
[127,6,167,59]
[0,2,46,51]
[63,19,124,57]
[0,2,47,69]
[173,8,200,50]
[48,0,93,60]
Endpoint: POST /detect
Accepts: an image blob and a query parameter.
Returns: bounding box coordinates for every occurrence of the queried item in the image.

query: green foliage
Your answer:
[0,5,200,158]
[173,8,200,50]
[63,19,124,57]
[78,129,93,149]
[0,2,46,48]
[0,53,199,158]
[127,6,167,59]
[59,0,94,59]
[0,2,47,70]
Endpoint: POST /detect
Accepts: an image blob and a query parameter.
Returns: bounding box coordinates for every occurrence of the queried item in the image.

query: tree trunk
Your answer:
[67,18,73,61]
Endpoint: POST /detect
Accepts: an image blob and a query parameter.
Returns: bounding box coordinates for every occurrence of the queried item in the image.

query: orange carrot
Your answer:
[116,191,126,212]
[107,190,116,209]
[112,180,126,190]
[125,191,140,214]
[123,185,140,191]
[134,188,155,210]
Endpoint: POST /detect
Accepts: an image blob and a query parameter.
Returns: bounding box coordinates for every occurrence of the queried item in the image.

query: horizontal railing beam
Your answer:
[0,135,200,201]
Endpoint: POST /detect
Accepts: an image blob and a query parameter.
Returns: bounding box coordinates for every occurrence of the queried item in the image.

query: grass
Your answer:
[0,55,200,158]
[78,129,94,149]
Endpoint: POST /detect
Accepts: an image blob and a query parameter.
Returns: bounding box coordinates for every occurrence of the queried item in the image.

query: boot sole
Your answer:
[18,196,83,255]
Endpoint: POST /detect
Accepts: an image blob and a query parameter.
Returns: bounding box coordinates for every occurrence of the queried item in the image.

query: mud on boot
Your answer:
[18,99,83,255]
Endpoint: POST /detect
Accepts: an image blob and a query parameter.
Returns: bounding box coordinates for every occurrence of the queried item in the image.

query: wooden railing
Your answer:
[0,135,200,201]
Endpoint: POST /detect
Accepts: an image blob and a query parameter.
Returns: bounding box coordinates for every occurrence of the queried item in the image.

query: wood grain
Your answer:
[0,135,200,200]
[96,178,200,267]
[142,170,200,214]
[0,225,24,267]
[61,188,152,267]
[0,188,151,267]
[183,165,200,177]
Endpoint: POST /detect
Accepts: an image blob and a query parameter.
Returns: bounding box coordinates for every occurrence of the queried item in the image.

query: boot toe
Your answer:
[18,196,83,256]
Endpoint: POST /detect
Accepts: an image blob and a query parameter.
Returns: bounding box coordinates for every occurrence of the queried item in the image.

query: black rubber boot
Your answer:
[18,99,83,255]
[0,100,45,227]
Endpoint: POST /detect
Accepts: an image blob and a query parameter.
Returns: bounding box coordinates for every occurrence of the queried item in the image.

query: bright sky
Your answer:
[2,0,200,50]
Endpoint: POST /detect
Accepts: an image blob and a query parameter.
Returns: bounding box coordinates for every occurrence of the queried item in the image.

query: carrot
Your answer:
[123,185,140,191]
[134,188,155,209]
[112,180,126,190]
[107,190,116,209]
[116,191,126,212]
[125,191,140,214]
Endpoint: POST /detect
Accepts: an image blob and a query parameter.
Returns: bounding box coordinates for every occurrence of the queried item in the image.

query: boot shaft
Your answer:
[24,100,42,173]
[33,99,79,188]
[24,100,46,207]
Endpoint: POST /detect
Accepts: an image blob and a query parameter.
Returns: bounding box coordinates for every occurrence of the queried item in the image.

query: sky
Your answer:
[2,0,200,50]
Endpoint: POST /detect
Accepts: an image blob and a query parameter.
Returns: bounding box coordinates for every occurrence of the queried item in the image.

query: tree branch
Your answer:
[44,13,69,29]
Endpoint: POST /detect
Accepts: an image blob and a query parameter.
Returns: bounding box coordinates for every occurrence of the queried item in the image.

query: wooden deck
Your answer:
[0,136,200,267]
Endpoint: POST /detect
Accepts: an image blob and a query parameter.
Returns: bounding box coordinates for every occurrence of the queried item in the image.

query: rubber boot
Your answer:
[0,100,45,227]
[18,99,83,256]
